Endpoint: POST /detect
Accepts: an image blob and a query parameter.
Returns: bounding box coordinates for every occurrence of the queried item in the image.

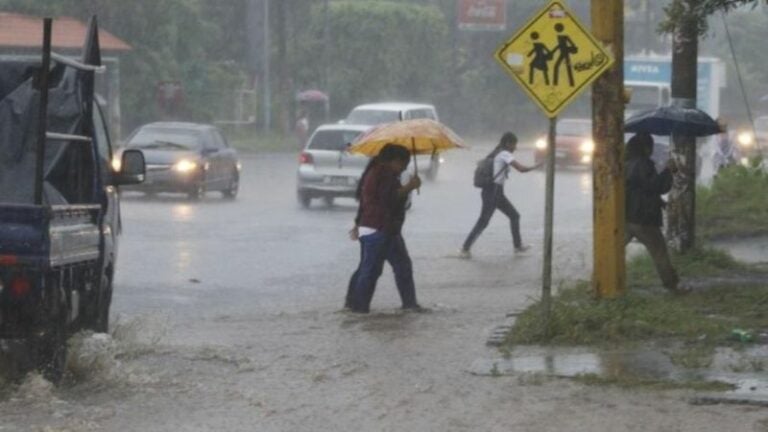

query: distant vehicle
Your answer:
[345,102,439,125]
[343,103,442,179]
[0,20,145,382]
[296,124,370,208]
[533,118,595,167]
[296,124,416,209]
[119,122,241,200]
[733,116,768,164]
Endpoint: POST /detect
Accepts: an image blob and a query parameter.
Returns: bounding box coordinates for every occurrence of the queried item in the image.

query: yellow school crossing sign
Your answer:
[495,0,614,118]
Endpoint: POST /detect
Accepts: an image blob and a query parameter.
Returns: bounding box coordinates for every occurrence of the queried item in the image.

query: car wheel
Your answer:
[323,196,335,207]
[298,191,311,208]
[188,182,205,201]
[222,171,239,199]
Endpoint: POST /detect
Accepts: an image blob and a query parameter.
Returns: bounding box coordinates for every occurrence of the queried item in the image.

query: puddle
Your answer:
[470,346,768,400]
[713,236,768,264]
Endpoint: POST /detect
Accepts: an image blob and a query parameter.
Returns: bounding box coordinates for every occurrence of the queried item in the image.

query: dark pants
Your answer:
[346,232,418,312]
[625,223,679,291]
[462,184,522,251]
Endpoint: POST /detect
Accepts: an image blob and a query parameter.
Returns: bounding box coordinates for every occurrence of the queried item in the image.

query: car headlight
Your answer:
[535,138,547,150]
[579,139,595,154]
[737,132,754,147]
[174,159,199,173]
[111,156,122,172]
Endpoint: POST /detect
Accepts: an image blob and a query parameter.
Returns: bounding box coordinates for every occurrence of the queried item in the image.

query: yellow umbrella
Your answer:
[350,118,466,157]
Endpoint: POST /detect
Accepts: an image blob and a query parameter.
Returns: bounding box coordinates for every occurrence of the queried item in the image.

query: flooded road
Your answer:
[2,145,766,431]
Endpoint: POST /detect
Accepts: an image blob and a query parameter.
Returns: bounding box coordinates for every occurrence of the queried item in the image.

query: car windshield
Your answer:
[128,128,203,150]
[559,120,592,136]
[346,109,400,125]
[308,130,364,151]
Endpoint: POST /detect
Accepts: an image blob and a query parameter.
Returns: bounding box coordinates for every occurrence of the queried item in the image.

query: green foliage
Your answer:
[293,1,450,121]
[697,163,768,239]
[0,0,250,131]
[507,280,768,346]
[627,246,745,287]
[660,0,760,34]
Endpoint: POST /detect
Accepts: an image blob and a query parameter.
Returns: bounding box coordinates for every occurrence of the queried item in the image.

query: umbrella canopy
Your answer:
[624,106,721,137]
[296,90,329,102]
[349,119,465,157]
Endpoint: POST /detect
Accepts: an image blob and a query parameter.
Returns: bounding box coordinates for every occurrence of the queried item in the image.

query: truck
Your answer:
[0,17,145,382]
[624,54,727,119]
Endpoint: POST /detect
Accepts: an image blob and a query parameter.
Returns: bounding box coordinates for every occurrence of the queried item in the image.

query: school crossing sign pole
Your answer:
[494,0,614,327]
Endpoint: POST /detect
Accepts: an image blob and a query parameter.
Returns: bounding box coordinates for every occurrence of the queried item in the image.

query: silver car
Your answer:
[296,124,370,208]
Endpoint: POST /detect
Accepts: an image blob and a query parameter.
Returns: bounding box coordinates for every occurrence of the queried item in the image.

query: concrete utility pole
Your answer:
[667,0,698,253]
[591,0,626,298]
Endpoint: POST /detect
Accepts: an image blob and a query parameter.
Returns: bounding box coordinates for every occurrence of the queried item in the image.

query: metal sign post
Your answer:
[494,0,615,327]
[542,116,557,328]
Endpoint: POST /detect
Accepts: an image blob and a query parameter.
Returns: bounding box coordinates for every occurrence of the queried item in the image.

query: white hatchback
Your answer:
[343,103,442,180]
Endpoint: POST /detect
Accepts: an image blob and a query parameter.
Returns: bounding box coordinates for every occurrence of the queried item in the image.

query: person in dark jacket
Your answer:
[346,144,422,313]
[625,132,685,293]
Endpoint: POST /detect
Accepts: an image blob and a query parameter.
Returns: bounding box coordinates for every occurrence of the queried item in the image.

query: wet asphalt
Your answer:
[5,144,762,432]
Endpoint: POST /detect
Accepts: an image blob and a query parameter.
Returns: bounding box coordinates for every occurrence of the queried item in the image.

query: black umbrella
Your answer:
[624,105,721,137]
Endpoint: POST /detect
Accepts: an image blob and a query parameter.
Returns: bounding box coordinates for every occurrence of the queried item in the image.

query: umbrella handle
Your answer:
[412,138,420,195]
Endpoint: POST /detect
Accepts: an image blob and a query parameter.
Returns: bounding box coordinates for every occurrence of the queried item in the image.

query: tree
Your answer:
[660,0,759,253]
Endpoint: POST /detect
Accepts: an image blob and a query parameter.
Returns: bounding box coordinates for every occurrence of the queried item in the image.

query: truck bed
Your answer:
[0,204,100,268]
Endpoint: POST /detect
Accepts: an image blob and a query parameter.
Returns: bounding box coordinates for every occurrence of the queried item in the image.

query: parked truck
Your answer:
[0,17,145,382]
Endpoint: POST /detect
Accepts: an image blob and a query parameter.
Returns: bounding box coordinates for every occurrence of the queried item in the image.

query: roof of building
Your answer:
[0,12,131,51]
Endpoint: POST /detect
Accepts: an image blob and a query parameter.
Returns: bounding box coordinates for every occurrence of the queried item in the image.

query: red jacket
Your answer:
[357,164,406,234]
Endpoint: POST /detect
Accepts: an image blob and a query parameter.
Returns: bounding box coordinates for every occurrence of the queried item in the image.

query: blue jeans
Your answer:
[347,232,417,312]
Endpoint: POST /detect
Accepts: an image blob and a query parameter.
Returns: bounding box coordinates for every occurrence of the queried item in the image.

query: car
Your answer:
[118,122,241,200]
[733,116,768,164]
[343,102,442,180]
[296,124,370,208]
[533,118,595,167]
[344,102,439,125]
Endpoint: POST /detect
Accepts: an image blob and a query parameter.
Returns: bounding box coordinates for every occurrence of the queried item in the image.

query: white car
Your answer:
[296,123,417,209]
[343,102,442,180]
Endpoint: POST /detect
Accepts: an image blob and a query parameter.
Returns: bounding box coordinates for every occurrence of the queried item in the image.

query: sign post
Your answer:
[494,0,614,326]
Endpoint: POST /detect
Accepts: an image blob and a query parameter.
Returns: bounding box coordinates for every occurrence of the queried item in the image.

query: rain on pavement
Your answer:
[2,144,764,431]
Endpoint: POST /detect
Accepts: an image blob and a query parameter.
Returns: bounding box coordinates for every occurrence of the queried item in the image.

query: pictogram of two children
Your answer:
[528,23,578,87]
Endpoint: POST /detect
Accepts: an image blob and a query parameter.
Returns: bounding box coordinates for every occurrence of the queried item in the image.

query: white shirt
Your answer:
[493,150,515,185]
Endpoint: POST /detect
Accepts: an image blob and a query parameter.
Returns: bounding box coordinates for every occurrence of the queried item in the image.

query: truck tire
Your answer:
[81,272,111,333]
[35,324,67,384]
[35,274,68,384]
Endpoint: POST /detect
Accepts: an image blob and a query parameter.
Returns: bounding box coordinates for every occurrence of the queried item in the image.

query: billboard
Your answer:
[457,0,506,31]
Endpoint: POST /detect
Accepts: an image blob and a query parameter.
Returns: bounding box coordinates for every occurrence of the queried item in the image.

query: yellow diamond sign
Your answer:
[495,0,614,118]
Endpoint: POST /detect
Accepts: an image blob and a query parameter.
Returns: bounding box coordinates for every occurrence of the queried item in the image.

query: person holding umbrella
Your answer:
[624,132,688,294]
[346,144,422,313]
[460,132,541,258]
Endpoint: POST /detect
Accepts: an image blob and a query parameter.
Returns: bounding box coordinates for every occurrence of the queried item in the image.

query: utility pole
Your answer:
[591,0,626,298]
[263,0,272,131]
[667,0,698,253]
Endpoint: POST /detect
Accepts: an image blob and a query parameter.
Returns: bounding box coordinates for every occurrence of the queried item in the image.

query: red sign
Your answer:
[457,0,506,31]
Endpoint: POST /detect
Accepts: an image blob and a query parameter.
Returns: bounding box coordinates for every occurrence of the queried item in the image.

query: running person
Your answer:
[460,133,541,258]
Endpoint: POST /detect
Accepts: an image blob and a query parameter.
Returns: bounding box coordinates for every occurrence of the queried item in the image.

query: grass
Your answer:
[626,246,746,288]
[697,162,768,240]
[507,249,768,348]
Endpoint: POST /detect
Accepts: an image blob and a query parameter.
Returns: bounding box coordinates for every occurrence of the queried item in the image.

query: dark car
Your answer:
[533,118,594,167]
[119,122,241,200]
